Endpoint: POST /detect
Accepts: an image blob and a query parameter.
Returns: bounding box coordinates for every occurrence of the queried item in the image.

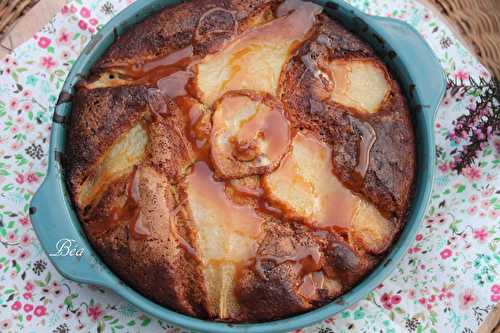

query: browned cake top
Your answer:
[65,0,416,322]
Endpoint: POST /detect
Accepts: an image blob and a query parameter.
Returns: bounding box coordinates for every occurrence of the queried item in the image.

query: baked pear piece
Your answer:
[65,0,416,323]
[210,90,291,179]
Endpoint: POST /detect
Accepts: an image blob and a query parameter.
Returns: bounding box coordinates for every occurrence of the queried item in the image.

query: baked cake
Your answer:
[65,0,416,322]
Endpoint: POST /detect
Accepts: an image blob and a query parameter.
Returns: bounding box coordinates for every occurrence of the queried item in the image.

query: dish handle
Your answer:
[363,15,447,125]
[30,124,115,289]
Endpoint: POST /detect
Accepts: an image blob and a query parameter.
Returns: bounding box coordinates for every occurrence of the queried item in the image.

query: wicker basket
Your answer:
[0,0,40,40]
[424,0,500,78]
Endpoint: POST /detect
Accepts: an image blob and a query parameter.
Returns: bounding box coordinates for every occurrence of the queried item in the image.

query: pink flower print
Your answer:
[15,173,25,184]
[70,5,77,13]
[7,232,17,242]
[23,123,35,131]
[80,7,91,18]
[58,30,71,45]
[438,163,448,172]
[90,18,98,26]
[88,27,95,33]
[61,5,69,14]
[454,70,469,81]
[491,284,500,294]
[19,216,30,227]
[467,206,477,215]
[25,281,34,291]
[415,234,423,241]
[20,233,31,246]
[78,20,88,30]
[22,103,32,112]
[41,56,57,69]
[11,301,22,311]
[23,292,32,300]
[408,289,416,299]
[440,248,452,259]
[459,289,477,309]
[489,210,499,220]
[479,211,486,218]
[490,284,500,301]
[11,125,19,134]
[473,228,488,242]
[23,303,34,313]
[22,90,32,98]
[87,304,103,321]
[480,200,491,209]
[9,98,18,110]
[26,314,32,321]
[34,305,47,317]
[26,172,39,184]
[462,167,481,181]
[37,37,51,49]
[482,187,494,197]
[390,295,401,305]
[18,250,30,261]
[468,194,479,203]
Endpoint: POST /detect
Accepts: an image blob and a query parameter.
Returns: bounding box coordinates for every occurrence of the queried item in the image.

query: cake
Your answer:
[65,0,416,322]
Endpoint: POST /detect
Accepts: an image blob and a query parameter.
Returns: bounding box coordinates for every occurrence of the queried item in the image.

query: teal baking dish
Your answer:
[30,0,446,332]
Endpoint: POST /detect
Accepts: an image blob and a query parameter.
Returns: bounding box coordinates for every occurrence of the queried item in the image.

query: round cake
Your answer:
[65,0,416,322]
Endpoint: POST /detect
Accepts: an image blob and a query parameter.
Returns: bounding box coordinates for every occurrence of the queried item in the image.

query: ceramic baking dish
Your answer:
[30,0,446,332]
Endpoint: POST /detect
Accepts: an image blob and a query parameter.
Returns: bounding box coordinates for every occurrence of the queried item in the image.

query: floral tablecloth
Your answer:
[0,0,498,332]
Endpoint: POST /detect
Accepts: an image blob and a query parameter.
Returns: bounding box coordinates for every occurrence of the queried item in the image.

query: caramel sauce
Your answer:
[186,161,264,238]
[353,122,376,182]
[108,46,197,85]
[297,271,325,300]
[254,243,322,280]
[87,167,150,240]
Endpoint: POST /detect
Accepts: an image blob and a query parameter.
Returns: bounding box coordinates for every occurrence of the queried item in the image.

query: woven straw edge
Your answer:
[423,0,500,78]
[0,0,40,43]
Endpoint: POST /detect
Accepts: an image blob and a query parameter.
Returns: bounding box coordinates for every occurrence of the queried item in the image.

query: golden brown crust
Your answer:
[65,85,150,203]
[65,0,416,323]
[95,0,277,69]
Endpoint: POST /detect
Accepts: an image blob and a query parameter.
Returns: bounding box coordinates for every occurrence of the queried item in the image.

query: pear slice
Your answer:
[78,123,148,208]
[328,59,390,114]
[185,162,262,318]
[81,71,134,89]
[211,91,290,179]
[350,200,394,254]
[263,132,360,229]
[195,1,322,105]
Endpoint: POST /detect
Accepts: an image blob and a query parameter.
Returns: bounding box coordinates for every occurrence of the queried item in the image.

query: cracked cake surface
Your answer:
[65,0,416,322]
